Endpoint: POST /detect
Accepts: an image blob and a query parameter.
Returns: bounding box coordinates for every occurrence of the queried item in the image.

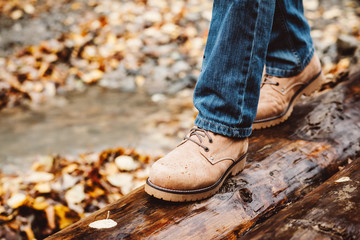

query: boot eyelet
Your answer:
[205,148,209,152]
[209,139,213,143]
[276,82,279,86]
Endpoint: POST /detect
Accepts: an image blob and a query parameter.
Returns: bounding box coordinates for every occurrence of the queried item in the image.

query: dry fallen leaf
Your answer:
[54,205,80,229]
[10,10,23,20]
[88,186,105,198]
[7,193,28,209]
[335,177,351,183]
[81,69,104,83]
[32,197,49,211]
[34,182,52,193]
[26,172,54,183]
[89,219,117,229]
[45,205,57,230]
[23,224,36,240]
[107,173,133,195]
[89,211,117,229]
[115,155,140,171]
[65,183,85,205]
[62,173,79,190]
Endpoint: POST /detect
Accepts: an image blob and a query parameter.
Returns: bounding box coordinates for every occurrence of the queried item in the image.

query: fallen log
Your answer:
[47,71,360,240]
[240,157,360,240]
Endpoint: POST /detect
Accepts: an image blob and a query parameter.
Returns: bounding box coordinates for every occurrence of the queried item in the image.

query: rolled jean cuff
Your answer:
[194,115,253,138]
[266,47,314,78]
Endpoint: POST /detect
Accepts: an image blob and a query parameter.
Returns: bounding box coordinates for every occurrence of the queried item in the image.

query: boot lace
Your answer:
[184,127,213,152]
[261,74,279,87]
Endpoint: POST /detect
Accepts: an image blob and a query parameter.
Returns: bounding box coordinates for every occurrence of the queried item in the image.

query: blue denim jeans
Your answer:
[194,0,314,138]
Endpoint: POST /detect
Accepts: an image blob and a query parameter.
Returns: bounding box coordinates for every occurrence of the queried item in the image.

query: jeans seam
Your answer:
[238,0,261,125]
[196,115,244,131]
[277,0,301,67]
[196,115,252,135]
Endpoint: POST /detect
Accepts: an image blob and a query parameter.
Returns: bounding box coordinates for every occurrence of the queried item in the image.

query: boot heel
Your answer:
[231,157,246,176]
[302,71,324,96]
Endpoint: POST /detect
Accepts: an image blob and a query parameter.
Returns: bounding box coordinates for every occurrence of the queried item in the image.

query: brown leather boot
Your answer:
[145,127,248,202]
[253,54,324,129]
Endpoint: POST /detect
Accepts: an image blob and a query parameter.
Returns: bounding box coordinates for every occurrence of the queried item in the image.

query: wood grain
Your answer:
[240,157,360,240]
[47,71,360,240]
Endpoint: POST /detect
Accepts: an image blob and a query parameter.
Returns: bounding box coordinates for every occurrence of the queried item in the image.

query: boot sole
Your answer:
[253,70,324,130]
[145,154,247,202]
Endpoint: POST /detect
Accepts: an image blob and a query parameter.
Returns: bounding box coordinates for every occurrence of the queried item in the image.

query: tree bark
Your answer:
[240,157,360,240]
[46,71,360,240]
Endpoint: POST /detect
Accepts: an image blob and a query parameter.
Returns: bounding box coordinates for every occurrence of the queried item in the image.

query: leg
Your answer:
[253,0,324,129]
[145,0,276,202]
[266,0,315,77]
[193,0,276,138]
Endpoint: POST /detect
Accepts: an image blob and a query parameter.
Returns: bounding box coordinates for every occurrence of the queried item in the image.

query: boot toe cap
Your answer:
[148,160,213,191]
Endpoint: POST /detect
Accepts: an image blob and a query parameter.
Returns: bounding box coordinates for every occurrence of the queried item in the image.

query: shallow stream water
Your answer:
[0,87,189,173]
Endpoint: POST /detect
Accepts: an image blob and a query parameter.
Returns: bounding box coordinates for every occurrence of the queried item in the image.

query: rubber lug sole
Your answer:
[145,155,246,202]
